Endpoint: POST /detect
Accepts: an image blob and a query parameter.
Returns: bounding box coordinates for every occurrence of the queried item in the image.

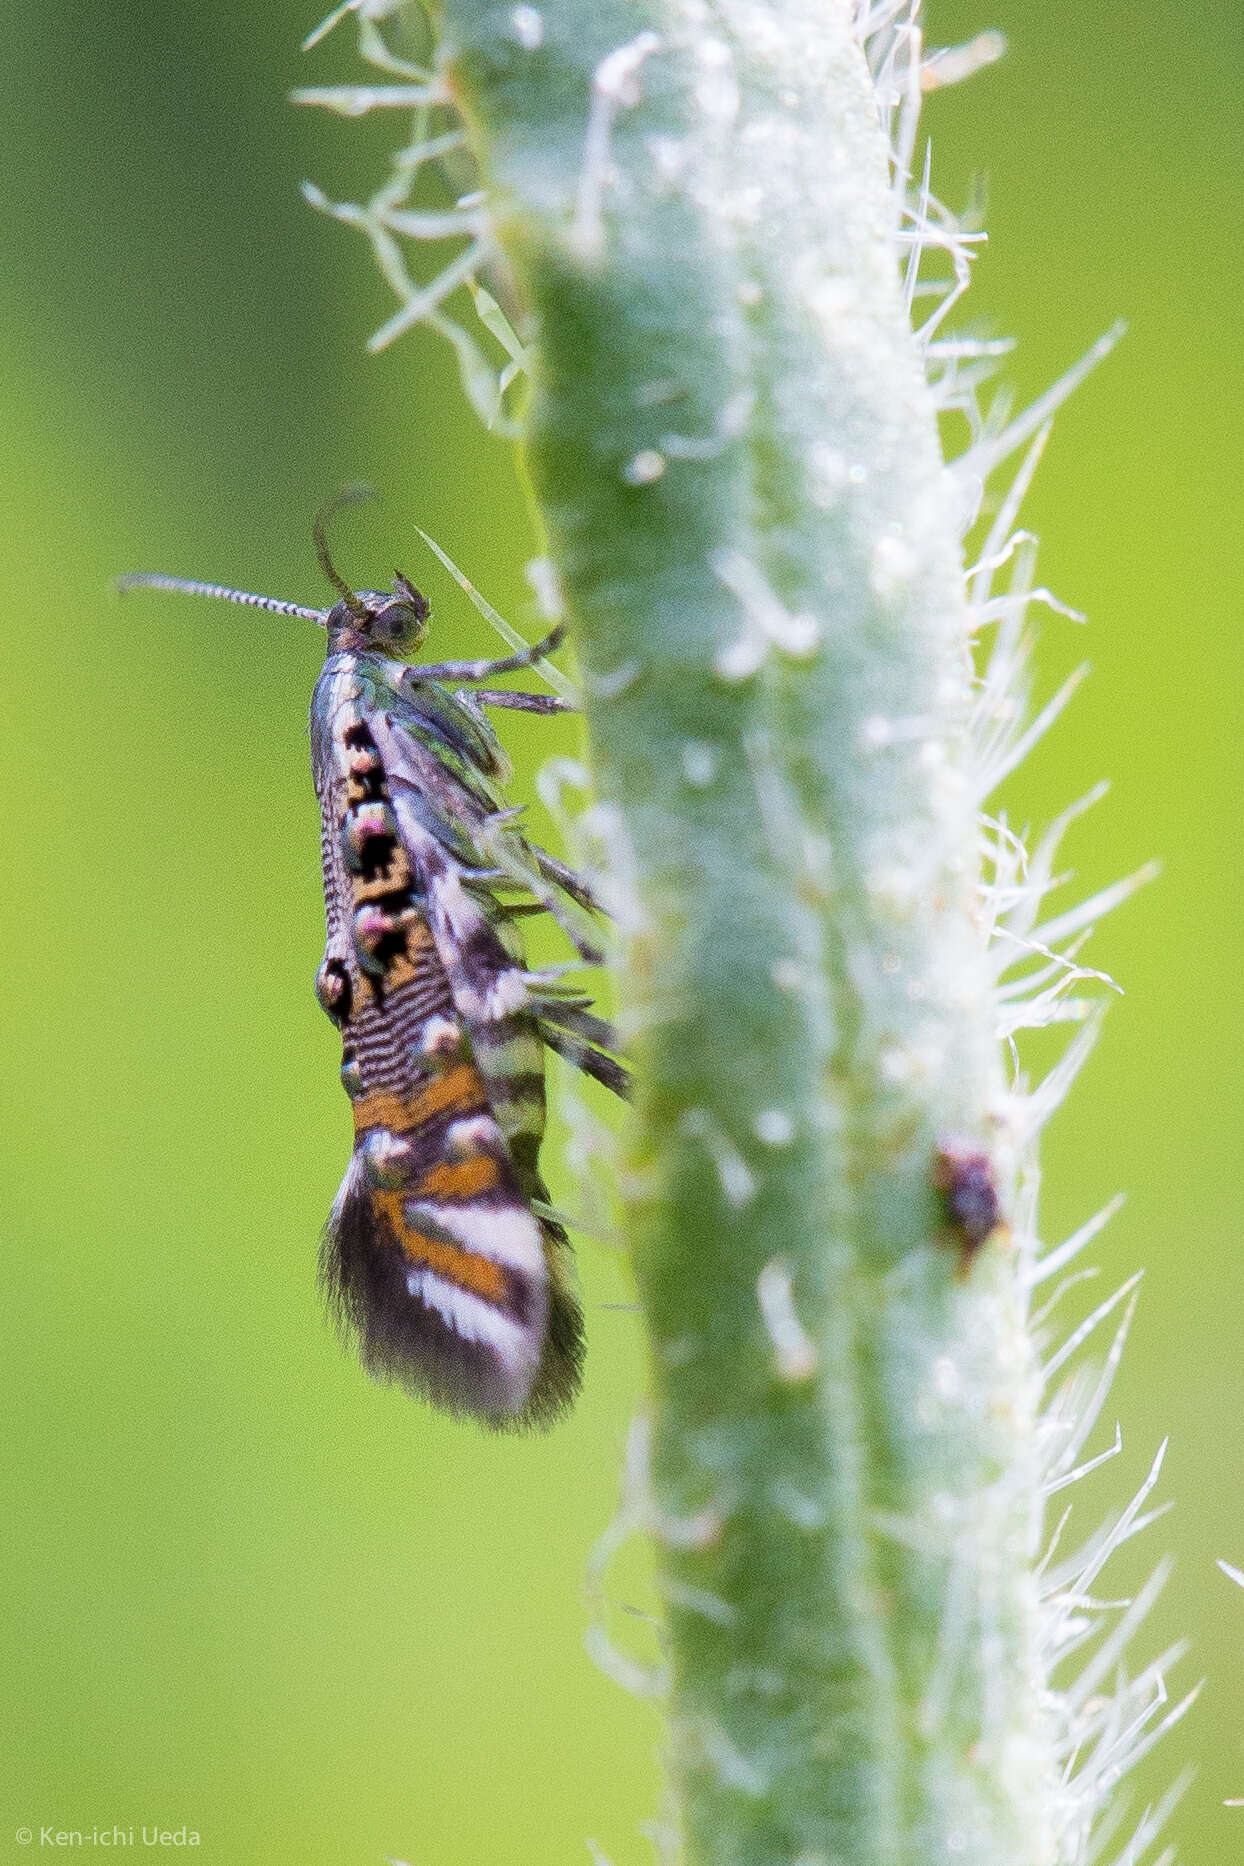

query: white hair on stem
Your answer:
[295,0,530,424]
[860,8,1181,1860]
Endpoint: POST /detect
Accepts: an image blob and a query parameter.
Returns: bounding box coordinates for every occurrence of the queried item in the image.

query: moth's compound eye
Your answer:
[372,597,428,655]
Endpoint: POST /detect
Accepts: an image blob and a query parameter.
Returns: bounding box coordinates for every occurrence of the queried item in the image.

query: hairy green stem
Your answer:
[434,1,1057,1861]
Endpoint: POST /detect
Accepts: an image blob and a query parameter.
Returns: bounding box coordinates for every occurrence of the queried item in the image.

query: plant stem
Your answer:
[433,1,1058,1860]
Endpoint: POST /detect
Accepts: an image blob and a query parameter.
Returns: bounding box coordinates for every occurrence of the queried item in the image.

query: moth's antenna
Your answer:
[313,483,375,619]
[117,572,326,623]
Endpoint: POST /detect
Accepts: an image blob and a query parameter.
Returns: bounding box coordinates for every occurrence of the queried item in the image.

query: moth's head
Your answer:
[325,574,431,658]
[116,489,435,660]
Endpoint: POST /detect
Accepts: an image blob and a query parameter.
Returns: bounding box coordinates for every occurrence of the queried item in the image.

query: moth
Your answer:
[122,503,626,1430]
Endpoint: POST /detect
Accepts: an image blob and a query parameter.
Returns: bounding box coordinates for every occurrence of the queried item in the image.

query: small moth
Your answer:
[122,500,626,1430]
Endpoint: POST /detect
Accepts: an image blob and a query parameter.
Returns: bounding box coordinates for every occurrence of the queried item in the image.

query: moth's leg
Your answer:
[411,622,567,684]
[460,688,573,715]
[476,825,606,960]
[478,825,605,918]
[538,1022,631,1099]
[535,998,622,1055]
[530,846,604,914]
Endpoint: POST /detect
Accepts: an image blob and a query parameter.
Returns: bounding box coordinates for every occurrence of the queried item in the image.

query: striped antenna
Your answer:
[117,572,326,623]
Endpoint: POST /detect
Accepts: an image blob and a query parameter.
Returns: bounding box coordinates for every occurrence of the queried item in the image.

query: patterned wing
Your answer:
[371,694,629,1132]
[311,663,582,1429]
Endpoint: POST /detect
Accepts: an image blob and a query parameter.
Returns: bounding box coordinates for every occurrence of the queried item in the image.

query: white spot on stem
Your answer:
[754,1108,795,1146]
[509,4,543,48]
[623,448,666,485]
[524,555,563,621]
[756,1258,818,1382]
[682,741,717,787]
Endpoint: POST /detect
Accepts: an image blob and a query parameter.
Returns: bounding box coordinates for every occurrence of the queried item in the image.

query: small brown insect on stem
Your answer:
[933,1142,1005,1272]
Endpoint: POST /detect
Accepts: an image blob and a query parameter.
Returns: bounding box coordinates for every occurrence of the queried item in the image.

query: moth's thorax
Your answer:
[312,648,510,789]
[317,645,401,699]
[313,650,395,757]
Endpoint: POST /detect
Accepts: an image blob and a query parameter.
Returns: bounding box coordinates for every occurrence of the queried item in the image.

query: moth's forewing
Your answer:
[312,653,583,1429]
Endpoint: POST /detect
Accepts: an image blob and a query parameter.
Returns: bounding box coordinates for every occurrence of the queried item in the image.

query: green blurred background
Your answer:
[0,3,1239,1861]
